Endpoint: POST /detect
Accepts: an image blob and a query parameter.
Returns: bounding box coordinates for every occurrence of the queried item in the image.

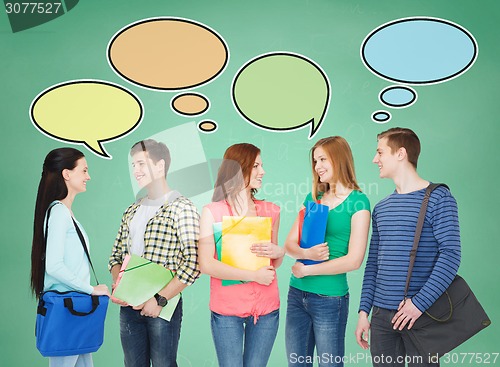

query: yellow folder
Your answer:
[112,254,180,321]
[221,216,272,271]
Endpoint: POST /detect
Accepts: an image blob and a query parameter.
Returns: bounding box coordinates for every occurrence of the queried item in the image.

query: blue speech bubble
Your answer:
[361,17,478,85]
[372,111,391,124]
[379,85,417,108]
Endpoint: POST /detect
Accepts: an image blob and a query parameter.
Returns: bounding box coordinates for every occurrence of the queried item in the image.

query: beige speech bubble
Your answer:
[108,17,228,90]
[198,120,218,133]
[30,80,143,159]
[171,93,209,116]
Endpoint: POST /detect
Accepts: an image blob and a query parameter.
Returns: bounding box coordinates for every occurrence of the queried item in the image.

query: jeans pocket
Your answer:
[372,306,381,316]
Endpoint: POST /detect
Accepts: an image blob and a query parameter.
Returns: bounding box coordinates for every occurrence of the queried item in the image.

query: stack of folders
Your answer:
[299,201,329,265]
[112,254,180,321]
[213,216,272,286]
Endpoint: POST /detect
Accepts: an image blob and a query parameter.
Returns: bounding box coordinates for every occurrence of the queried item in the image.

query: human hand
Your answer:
[253,266,275,286]
[291,262,309,278]
[251,242,284,259]
[110,296,129,306]
[138,297,162,318]
[132,302,144,311]
[392,298,422,330]
[355,311,370,349]
[92,284,110,297]
[304,242,329,261]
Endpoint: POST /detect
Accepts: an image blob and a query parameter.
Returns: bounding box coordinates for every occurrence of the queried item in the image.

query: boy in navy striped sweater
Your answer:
[355,127,461,366]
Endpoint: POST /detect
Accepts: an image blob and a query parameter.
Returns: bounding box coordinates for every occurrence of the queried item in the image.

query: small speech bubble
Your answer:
[171,93,209,116]
[30,80,143,159]
[198,120,218,133]
[372,111,391,124]
[232,52,330,139]
[108,17,229,90]
[379,86,417,108]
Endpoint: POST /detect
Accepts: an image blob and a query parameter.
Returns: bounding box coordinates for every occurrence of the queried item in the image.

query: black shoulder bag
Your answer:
[404,184,491,361]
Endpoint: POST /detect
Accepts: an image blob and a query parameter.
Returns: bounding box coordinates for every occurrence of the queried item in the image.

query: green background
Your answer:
[1,1,498,366]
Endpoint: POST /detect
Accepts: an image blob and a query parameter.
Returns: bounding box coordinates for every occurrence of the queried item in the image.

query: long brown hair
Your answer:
[212,143,261,206]
[31,148,85,298]
[311,136,360,201]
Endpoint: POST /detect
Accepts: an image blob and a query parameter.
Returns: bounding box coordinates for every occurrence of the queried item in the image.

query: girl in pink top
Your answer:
[199,143,284,367]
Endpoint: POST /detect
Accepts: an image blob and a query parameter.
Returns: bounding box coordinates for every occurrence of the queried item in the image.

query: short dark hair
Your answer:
[130,139,171,176]
[377,127,421,169]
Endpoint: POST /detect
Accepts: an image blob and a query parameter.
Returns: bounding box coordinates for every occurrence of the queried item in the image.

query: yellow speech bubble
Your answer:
[108,17,229,90]
[30,80,143,159]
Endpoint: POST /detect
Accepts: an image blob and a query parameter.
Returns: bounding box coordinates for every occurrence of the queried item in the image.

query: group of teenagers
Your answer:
[31,126,461,367]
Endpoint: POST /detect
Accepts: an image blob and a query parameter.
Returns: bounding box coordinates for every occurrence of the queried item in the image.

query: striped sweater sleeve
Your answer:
[411,191,461,312]
[358,209,379,314]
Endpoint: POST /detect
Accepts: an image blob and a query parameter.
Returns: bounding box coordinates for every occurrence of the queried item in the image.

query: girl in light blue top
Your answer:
[31,148,109,367]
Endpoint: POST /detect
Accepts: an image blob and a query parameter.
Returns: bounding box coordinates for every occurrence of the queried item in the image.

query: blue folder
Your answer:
[299,201,329,265]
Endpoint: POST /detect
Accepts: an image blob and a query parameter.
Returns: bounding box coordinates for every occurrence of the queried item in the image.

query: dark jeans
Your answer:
[119,298,182,367]
[370,306,439,367]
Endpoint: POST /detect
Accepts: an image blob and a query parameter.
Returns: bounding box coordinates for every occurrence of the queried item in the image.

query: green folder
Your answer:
[213,222,245,286]
[112,254,180,321]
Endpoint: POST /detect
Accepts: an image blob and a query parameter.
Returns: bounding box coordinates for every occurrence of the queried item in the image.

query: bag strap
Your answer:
[43,202,99,289]
[64,295,100,316]
[40,202,60,297]
[403,183,449,299]
[71,217,99,285]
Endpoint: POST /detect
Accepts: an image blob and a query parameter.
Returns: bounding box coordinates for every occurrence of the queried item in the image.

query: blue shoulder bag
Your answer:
[35,203,109,357]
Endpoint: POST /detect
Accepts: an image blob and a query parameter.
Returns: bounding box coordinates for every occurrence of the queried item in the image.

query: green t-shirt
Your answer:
[290,190,371,296]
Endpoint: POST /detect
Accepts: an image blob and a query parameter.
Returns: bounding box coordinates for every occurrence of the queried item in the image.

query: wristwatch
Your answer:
[154,293,168,307]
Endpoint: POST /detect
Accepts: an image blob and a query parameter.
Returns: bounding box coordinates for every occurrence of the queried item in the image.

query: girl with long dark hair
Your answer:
[31,148,109,367]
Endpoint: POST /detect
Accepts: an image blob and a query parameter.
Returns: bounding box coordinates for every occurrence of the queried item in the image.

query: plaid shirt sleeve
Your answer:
[173,198,201,285]
[108,205,134,271]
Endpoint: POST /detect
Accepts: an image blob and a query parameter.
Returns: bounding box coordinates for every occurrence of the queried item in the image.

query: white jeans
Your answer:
[49,354,93,367]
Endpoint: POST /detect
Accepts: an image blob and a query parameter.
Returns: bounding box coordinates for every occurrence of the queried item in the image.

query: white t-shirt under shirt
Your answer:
[129,192,171,256]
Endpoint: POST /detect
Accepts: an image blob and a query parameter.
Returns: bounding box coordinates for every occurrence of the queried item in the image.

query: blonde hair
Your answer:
[311,136,360,201]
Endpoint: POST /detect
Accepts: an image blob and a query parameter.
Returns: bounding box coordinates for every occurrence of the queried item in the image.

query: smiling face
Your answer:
[373,137,399,179]
[64,157,90,195]
[313,146,334,184]
[131,151,165,188]
[248,154,265,189]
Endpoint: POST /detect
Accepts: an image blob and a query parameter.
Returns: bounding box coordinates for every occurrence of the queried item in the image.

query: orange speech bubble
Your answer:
[171,93,209,116]
[108,17,229,90]
[198,120,218,133]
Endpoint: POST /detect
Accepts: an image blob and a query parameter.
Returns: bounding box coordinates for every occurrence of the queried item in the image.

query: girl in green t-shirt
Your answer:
[284,136,371,367]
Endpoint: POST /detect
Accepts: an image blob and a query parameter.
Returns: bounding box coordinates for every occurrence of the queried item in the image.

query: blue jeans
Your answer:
[119,298,182,367]
[210,309,279,367]
[370,306,440,367]
[49,354,92,367]
[286,286,349,367]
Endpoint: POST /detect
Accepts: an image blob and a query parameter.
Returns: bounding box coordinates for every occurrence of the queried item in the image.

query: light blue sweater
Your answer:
[43,201,94,294]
